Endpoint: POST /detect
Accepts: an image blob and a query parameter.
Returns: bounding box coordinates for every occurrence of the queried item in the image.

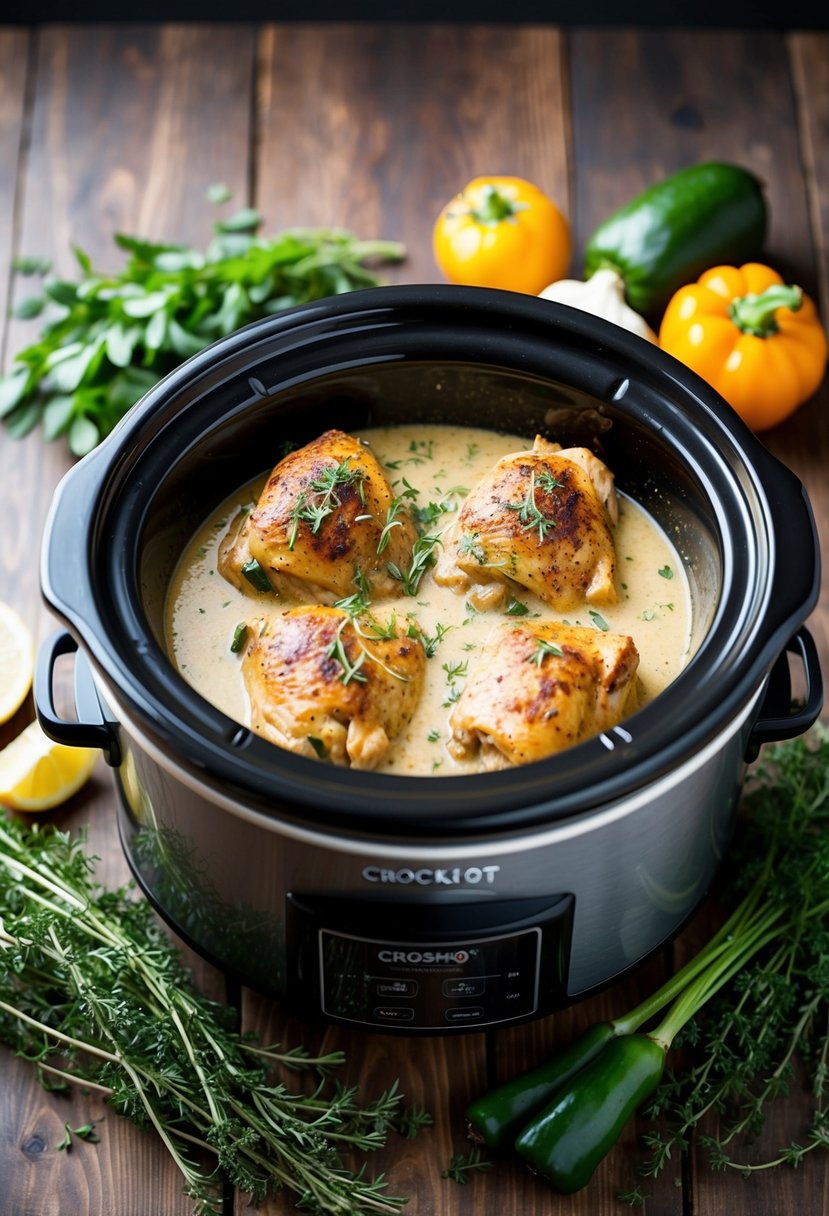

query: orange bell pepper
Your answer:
[658,263,828,432]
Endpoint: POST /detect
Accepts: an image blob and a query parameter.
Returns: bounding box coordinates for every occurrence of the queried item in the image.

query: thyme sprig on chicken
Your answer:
[288,458,366,550]
[505,468,563,541]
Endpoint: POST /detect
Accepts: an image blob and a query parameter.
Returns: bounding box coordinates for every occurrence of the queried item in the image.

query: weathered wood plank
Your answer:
[235,992,488,1216]
[0,23,255,1216]
[0,29,30,363]
[783,31,829,686]
[256,23,570,283]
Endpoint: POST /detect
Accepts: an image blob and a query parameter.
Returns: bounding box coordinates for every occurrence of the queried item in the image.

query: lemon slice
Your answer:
[0,601,34,724]
[0,719,99,812]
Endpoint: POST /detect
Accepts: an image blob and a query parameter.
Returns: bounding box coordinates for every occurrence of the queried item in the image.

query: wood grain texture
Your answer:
[783,31,829,683]
[0,23,255,1216]
[569,28,829,1214]
[0,29,30,359]
[235,992,488,1216]
[0,21,827,1216]
[256,24,569,282]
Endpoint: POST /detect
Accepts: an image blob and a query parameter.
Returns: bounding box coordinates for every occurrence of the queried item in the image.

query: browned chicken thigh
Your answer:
[434,435,618,611]
[219,429,418,602]
[448,620,639,769]
[241,605,426,770]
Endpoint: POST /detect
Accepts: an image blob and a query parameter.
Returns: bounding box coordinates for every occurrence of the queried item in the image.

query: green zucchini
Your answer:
[583,162,767,319]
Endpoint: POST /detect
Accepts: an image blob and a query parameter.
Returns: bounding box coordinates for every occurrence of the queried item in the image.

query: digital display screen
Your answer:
[319,926,541,1030]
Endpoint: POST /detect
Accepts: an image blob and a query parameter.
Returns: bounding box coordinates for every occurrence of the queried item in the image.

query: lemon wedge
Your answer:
[0,718,99,812]
[0,601,35,724]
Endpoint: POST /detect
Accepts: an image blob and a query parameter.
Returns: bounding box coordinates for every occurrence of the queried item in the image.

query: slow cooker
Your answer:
[36,286,822,1034]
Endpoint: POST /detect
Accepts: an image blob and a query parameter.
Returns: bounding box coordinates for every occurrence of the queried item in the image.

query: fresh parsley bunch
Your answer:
[0,200,404,456]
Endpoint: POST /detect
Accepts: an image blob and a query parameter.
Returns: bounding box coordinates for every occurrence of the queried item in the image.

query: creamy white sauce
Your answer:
[165,424,694,776]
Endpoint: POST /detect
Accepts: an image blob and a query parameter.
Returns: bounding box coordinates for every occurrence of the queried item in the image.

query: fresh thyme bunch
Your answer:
[624,724,829,1198]
[0,814,425,1215]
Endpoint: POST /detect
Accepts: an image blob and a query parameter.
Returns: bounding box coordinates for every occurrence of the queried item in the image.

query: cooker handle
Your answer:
[35,630,122,766]
[748,627,823,751]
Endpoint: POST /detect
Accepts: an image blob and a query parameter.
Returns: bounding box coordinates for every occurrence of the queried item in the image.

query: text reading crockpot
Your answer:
[362,865,500,886]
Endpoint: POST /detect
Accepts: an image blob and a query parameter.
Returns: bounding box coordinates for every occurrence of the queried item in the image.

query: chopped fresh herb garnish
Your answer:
[505,598,530,617]
[505,468,561,542]
[462,641,477,651]
[442,658,469,684]
[241,558,272,593]
[640,609,656,621]
[464,443,479,463]
[427,729,441,743]
[432,759,443,772]
[658,564,674,579]
[307,736,327,759]
[288,458,366,549]
[414,497,457,527]
[408,619,452,657]
[352,566,372,598]
[377,496,407,554]
[388,532,442,596]
[529,637,565,666]
[333,590,371,616]
[441,686,461,707]
[408,439,434,462]
[457,531,487,565]
[325,624,368,686]
[392,477,419,501]
[329,601,407,683]
[230,622,249,653]
[589,609,610,631]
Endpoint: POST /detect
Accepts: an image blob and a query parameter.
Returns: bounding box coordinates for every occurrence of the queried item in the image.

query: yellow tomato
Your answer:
[433,176,571,295]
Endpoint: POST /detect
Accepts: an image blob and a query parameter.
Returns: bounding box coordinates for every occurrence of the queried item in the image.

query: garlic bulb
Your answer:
[539,267,657,343]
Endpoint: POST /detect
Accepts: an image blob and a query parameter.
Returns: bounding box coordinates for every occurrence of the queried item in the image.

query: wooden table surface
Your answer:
[1,20,828,1216]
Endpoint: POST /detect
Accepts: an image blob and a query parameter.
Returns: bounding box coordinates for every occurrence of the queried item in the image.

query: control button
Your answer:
[374,1006,416,1023]
[376,980,418,998]
[442,978,485,998]
[445,1006,485,1023]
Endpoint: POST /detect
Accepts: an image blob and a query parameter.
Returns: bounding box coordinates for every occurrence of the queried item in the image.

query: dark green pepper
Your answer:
[465,1021,616,1151]
[514,1032,666,1192]
[584,161,767,319]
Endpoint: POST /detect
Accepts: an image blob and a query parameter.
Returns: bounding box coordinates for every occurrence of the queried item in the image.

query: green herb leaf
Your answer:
[0,812,411,1212]
[13,295,45,320]
[442,1147,493,1183]
[588,609,610,631]
[206,181,233,204]
[505,598,530,616]
[658,564,674,580]
[529,637,565,666]
[230,622,249,654]
[4,221,405,455]
[240,558,273,593]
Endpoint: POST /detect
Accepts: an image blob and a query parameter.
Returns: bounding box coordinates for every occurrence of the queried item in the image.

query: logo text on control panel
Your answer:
[362,864,500,886]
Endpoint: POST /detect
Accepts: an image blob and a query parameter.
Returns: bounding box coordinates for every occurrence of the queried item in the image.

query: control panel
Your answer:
[287,891,574,1033]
